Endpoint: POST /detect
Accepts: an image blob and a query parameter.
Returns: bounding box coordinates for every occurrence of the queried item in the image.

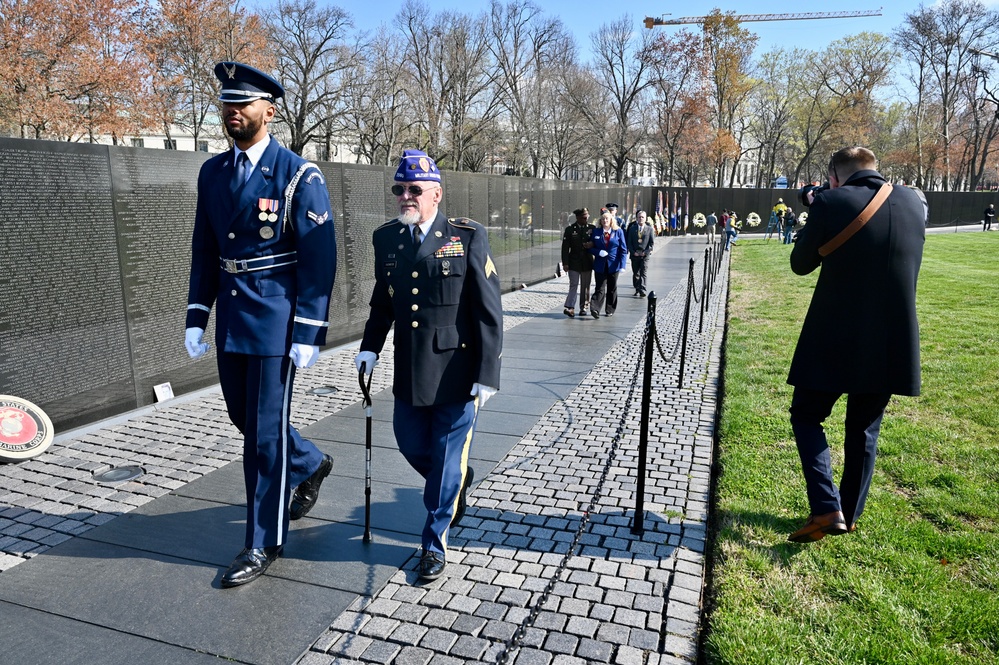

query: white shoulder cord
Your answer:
[282,162,323,232]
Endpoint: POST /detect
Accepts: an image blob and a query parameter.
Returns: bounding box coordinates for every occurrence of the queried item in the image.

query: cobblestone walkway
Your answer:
[299,248,728,665]
[1,240,730,665]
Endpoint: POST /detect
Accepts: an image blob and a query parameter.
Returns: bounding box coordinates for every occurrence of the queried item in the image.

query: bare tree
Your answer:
[339,27,410,166]
[643,27,708,186]
[896,0,998,190]
[590,15,654,184]
[543,61,596,180]
[747,48,803,187]
[264,0,355,156]
[487,0,567,177]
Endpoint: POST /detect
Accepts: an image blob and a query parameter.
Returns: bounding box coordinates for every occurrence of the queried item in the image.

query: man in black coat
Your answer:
[560,207,595,317]
[786,146,924,543]
[355,150,503,580]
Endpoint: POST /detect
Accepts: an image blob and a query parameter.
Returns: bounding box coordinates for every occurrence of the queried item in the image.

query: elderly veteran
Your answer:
[354,150,503,581]
[184,62,337,588]
[560,207,595,317]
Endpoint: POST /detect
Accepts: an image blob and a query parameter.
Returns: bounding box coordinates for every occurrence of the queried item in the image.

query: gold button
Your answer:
[411,304,419,311]
[412,271,419,278]
[387,271,391,277]
[230,289,237,296]
[412,288,419,295]
[461,343,467,349]
[411,321,419,328]
[228,232,236,239]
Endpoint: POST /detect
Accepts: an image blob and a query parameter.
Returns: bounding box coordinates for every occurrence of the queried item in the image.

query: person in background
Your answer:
[725,211,739,250]
[354,149,503,581]
[706,210,718,243]
[984,203,995,231]
[606,202,625,229]
[786,146,924,543]
[185,62,337,588]
[589,211,628,318]
[783,208,797,244]
[627,209,654,297]
[561,207,595,317]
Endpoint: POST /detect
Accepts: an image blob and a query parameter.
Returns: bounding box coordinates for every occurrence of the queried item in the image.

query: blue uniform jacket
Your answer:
[186,138,337,356]
[589,227,628,273]
[360,212,503,407]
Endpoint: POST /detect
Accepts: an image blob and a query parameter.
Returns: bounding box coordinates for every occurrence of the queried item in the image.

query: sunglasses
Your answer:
[391,184,437,197]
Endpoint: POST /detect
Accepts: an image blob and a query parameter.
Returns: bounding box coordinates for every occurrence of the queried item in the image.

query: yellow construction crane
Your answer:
[644,10,883,29]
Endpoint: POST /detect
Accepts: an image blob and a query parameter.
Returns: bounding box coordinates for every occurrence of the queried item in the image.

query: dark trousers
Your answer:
[217,352,324,549]
[591,270,619,315]
[631,256,648,295]
[790,388,892,525]
[394,397,478,557]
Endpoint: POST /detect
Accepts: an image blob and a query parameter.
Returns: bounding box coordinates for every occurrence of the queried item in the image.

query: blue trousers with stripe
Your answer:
[217,352,324,549]
[394,398,478,557]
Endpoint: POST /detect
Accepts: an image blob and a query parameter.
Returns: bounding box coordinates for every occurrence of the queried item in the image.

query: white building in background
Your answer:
[78,116,367,164]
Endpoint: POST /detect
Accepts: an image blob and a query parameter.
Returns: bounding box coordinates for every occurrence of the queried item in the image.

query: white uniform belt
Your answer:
[220,251,298,274]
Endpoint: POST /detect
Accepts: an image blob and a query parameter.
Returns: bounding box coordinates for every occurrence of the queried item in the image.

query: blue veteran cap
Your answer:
[394,149,441,183]
[215,61,284,103]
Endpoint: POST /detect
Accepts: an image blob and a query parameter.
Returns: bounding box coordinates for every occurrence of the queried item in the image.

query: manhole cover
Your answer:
[308,386,338,395]
[92,466,144,483]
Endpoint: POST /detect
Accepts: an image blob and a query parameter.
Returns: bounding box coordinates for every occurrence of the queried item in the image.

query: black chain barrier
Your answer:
[494,317,650,665]
[495,243,729,662]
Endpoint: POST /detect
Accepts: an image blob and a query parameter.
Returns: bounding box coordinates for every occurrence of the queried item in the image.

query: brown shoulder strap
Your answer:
[818,182,893,257]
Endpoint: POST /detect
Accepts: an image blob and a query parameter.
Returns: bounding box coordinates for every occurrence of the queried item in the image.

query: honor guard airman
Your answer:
[355,149,503,581]
[184,61,337,587]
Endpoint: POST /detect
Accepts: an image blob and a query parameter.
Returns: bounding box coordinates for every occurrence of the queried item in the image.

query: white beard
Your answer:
[399,208,421,225]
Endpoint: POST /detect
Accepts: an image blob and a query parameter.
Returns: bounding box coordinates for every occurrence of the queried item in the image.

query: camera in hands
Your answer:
[799,182,829,208]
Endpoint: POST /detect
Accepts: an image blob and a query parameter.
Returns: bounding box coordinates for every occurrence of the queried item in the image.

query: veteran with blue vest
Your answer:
[185,62,337,587]
[355,150,503,581]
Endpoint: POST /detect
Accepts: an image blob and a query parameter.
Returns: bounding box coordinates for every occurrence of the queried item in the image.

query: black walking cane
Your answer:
[358,363,374,544]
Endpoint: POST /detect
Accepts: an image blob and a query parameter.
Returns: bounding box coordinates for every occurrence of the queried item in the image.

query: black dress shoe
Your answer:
[220,546,282,588]
[418,550,446,581]
[290,454,333,520]
[451,466,475,527]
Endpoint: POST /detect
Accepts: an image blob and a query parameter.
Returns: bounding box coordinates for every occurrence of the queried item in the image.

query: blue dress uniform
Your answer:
[186,65,336,556]
[360,208,503,562]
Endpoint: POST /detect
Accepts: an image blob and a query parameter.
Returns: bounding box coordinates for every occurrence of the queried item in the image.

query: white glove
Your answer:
[598,249,608,257]
[355,351,378,376]
[185,327,209,359]
[289,343,319,369]
[471,383,497,405]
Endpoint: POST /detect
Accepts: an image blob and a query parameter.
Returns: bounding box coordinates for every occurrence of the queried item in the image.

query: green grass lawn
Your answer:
[705,233,999,665]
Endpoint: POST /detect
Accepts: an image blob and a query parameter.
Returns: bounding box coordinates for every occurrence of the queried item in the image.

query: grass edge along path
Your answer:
[703,234,999,665]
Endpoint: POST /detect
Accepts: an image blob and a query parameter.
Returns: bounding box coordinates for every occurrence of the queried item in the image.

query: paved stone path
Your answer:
[0,236,730,665]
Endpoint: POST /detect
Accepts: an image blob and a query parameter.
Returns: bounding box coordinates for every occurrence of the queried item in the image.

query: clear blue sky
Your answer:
[332,0,963,58]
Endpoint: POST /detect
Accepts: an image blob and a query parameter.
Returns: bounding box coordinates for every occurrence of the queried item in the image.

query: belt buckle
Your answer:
[224,259,237,273]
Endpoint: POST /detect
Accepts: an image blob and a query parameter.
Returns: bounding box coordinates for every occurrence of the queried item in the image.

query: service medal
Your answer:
[442,260,451,276]
[260,226,274,239]
[257,198,279,220]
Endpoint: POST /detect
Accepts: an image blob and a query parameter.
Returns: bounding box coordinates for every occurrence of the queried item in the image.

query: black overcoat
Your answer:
[787,170,924,396]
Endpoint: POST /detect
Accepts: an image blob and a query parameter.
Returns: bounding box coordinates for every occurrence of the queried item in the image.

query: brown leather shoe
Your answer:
[788,510,848,543]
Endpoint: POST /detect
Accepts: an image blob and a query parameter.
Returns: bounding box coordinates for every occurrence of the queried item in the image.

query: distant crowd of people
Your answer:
[559,202,656,318]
